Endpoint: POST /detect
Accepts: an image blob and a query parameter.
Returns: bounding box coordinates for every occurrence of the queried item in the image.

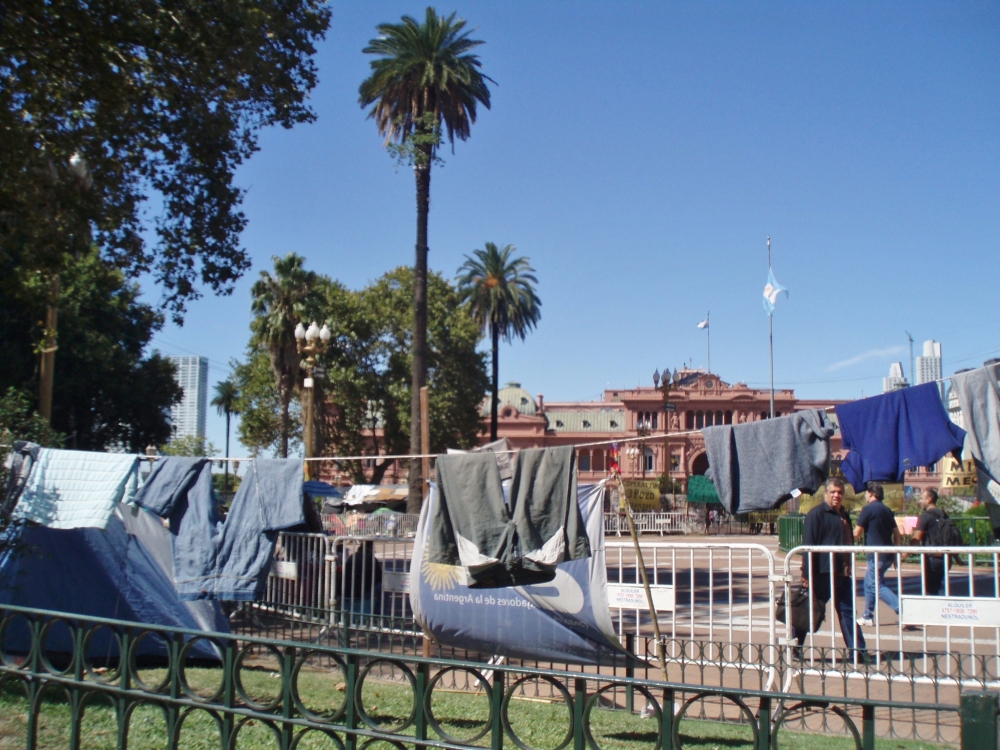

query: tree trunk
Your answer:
[490,323,499,441]
[279,384,290,458]
[407,152,431,513]
[224,411,231,492]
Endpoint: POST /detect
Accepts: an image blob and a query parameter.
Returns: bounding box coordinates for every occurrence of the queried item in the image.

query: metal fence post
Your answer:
[756,696,771,750]
[573,677,587,750]
[961,691,999,750]
[491,670,505,750]
[661,688,675,750]
[625,633,635,714]
[345,652,359,750]
[862,704,875,750]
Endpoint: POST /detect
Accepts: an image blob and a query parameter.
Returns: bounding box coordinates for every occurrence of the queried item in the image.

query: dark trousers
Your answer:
[794,573,866,651]
[923,556,946,596]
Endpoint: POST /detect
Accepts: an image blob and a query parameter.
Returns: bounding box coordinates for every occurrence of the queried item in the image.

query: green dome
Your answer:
[481,382,537,417]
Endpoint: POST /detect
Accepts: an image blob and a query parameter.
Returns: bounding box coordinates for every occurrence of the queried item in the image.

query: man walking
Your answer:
[853,482,901,626]
[797,477,866,653]
[911,488,948,596]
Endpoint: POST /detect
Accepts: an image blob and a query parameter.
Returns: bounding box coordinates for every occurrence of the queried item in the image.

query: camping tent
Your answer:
[0,503,229,659]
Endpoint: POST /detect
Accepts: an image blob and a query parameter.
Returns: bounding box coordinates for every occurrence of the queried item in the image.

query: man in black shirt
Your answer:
[853,482,901,626]
[796,477,866,652]
[911,488,947,596]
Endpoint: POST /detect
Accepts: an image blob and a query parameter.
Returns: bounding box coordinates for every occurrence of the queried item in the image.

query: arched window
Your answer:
[594,450,605,472]
[696,411,704,429]
[724,411,733,425]
[643,448,655,473]
[716,411,723,425]
[705,411,714,427]
[578,451,591,471]
[685,411,694,430]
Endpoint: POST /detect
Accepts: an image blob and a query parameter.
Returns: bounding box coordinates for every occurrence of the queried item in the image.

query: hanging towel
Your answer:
[704,409,835,514]
[428,446,590,588]
[835,382,966,490]
[134,456,305,600]
[2,441,40,519]
[12,448,139,529]
[951,365,1000,530]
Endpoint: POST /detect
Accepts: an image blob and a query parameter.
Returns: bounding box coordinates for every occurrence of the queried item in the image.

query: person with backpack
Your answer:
[911,488,962,595]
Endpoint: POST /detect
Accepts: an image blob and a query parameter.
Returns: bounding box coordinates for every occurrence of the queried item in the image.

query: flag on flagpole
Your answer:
[696,318,709,329]
[762,268,788,316]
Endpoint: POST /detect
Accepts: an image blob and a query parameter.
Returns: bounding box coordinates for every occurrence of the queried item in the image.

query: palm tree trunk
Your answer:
[279,386,290,458]
[224,411,231,492]
[408,152,431,513]
[490,323,499,441]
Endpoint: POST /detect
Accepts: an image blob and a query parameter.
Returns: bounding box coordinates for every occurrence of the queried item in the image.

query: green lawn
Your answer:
[0,668,953,750]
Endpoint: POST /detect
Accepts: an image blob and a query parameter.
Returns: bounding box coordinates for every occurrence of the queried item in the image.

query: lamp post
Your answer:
[295,320,330,480]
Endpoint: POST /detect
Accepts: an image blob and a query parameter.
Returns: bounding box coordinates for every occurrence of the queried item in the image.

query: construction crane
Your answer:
[905,331,915,385]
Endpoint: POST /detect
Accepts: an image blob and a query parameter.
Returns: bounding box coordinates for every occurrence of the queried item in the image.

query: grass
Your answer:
[0,667,954,750]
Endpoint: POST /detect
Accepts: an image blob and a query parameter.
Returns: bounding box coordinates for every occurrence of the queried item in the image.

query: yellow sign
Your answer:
[942,457,977,491]
[621,480,660,512]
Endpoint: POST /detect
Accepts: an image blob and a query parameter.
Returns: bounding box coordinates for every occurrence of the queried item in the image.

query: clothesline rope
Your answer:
[165,365,988,465]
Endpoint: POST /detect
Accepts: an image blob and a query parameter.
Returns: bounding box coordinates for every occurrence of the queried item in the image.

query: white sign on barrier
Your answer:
[271,561,299,581]
[900,596,1000,626]
[383,571,409,594]
[607,584,675,611]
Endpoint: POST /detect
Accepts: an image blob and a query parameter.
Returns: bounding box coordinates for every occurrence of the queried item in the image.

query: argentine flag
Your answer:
[762,268,788,316]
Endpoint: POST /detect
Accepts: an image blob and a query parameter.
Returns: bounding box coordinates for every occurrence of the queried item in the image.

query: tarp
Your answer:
[410,482,642,667]
[303,480,342,498]
[686,474,721,504]
[0,503,228,659]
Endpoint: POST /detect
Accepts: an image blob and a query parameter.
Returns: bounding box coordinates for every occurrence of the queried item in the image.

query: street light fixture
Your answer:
[296,320,330,479]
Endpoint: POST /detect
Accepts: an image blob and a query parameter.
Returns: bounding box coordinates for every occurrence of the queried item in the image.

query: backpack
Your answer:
[926,509,963,548]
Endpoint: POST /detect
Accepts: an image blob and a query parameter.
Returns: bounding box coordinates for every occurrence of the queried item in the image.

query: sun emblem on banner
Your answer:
[422,560,464,590]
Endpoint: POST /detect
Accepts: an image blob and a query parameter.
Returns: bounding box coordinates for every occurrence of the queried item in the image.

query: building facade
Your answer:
[169,356,208,440]
[883,362,909,393]
[916,339,943,394]
[481,370,848,489]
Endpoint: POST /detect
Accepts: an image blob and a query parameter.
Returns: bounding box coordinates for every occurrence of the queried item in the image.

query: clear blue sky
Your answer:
[146,1,1000,457]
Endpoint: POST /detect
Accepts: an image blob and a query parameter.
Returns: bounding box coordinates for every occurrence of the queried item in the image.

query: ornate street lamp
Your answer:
[295,320,330,479]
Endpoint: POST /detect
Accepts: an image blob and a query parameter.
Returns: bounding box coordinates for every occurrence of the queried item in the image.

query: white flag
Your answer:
[696,318,709,329]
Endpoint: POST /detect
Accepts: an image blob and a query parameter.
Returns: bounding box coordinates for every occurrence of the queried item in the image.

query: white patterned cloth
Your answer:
[13,449,140,529]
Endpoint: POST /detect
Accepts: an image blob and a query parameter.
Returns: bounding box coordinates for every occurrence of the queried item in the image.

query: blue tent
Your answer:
[0,504,228,660]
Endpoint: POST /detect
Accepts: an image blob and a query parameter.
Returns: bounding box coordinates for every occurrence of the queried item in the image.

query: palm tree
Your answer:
[211,378,240,492]
[359,7,493,509]
[250,253,319,457]
[457,243,541,441]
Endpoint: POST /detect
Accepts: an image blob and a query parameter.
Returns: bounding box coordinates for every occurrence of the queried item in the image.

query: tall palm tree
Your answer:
[211,378,240,492]
[359,7,493,509]
[457,243,541,441]
[250,253,319,457]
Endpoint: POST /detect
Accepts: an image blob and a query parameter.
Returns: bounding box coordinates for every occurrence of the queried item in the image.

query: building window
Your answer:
[670,454,680,471]
[686,411,694,430]
[705,411,714,427]
[716,411,723,425]
[594,451,605,472]
[555,420,564,428]
[652,413,658,429]
[582,420,591,428]
[579,451,591,471]
[643,449,654,473]
[696,411,704,429]
[724,410,733,424]
[609,420,618,428]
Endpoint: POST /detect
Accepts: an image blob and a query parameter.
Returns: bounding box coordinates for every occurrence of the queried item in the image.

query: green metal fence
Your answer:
[777,514,803,552]
[1,603,992,750]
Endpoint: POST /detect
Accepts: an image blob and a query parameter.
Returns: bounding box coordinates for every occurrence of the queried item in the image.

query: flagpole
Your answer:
[706,311,711,374]
[768,236,774,419]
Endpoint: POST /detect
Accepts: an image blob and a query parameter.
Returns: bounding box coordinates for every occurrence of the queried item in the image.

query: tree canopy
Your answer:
[1,0,331,320]
[0,246,181,451]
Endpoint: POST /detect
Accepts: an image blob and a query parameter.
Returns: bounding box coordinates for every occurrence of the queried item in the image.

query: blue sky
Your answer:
[146,1,1000,456]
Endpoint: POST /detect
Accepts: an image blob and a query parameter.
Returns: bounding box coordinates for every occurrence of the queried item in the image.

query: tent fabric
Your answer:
[687,475,721,504]
[0,504,228,659]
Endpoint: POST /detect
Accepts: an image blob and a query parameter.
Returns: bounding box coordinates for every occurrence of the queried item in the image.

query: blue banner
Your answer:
[410,483,642,667]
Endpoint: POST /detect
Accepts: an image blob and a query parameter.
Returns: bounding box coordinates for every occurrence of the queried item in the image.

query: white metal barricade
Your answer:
[264,532,335,615]
[782,544,1000,685]
[604,512,688,536]
[321,512,419,537]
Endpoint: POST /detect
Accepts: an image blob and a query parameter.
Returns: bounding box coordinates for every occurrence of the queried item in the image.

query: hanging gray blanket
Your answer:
[427,446,591,588]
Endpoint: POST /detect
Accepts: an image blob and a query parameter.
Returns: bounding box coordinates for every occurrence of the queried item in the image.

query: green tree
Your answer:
[211,378,240,492]
[359,7,493,507]
[232,345,300,458]
[0,247,181,451]
[0,388,64,457]
[159,435,219,457]
[1,0,331,320]
[457,243,541,441]
[250,253,321,458]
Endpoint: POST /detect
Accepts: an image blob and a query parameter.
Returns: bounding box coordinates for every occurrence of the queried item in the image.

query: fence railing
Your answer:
[604,512,688,536]
[2,603,990,750]
[320,512,420,537]
[779,514,1000,552]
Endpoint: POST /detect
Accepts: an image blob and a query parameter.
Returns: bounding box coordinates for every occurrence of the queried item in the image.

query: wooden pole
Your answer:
[616,471,668,680]
[38,276,60,422]
[420,386,430,488]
